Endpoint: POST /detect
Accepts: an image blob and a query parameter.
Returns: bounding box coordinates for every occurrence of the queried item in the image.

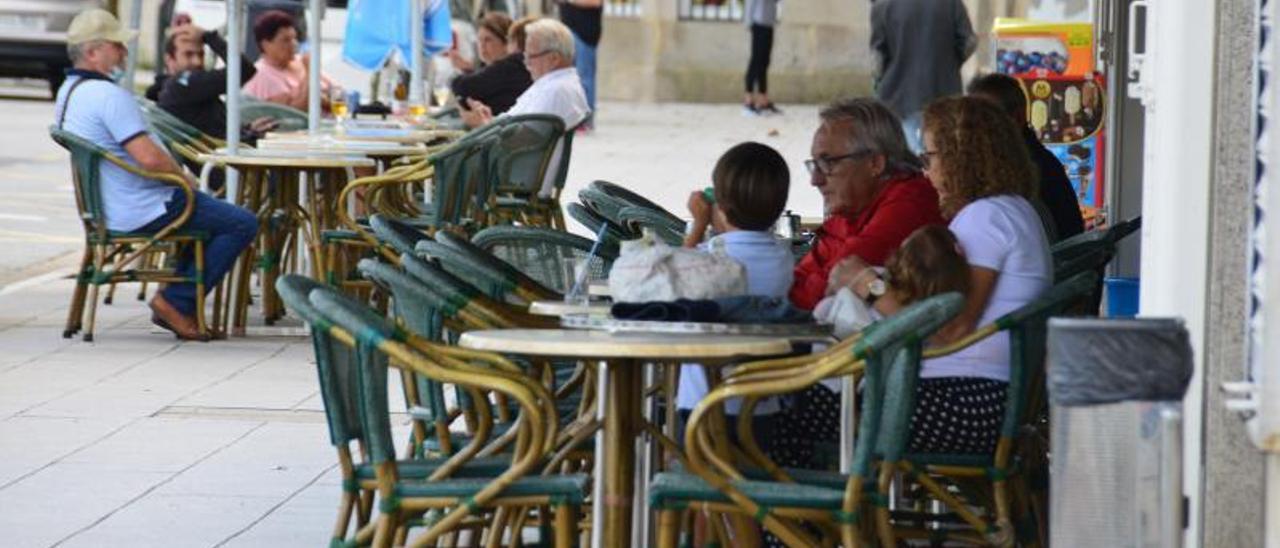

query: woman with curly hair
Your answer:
[840,95,1051,454]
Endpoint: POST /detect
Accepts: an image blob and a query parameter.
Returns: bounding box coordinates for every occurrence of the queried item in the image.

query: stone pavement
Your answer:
[0,101,826,547]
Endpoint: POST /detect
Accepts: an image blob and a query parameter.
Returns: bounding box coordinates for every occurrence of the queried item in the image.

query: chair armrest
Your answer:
[920,322,1003,359]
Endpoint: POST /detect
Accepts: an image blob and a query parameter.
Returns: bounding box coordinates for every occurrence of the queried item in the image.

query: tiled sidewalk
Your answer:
[0,274,392,547]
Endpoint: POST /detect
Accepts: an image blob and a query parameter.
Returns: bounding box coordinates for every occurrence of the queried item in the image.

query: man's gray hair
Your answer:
[526,18,575,64]
[819,97,922,174]
[66,40,101,64]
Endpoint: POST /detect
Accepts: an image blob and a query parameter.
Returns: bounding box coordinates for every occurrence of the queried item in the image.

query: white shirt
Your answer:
[54,75,174,232]
[677,230,795,414]
[502,67,590,197]
[923,194,1052,381]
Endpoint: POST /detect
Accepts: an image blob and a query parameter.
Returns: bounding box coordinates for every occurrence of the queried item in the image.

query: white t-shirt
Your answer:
[677,230,795,414]
[501,67,590,197]
[54,75,174,232]
[922,194,1052,381]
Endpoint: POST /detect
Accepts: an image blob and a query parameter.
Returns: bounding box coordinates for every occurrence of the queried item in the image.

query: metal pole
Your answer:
[122,0,143,90]
[225,0,243,198]
[307,0,322,134]
[409,0,425,107]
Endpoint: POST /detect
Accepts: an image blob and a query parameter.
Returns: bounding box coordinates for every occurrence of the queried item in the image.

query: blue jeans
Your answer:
[572,33,597,115]
[137,189,258,316]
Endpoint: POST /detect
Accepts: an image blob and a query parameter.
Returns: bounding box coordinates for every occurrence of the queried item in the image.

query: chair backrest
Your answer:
[355,259,453,428]
[415,239,516,301]
[545,114,590,197]
[240,100,308,132]
[1106,215,1142,245]
[49,127,110,236]
[565,202,632,245]
[1051,226,1111,264]
[309,288,415,466]
[275,275,366,446]
[617,205,686,246]
[369,214,431,256]
[472,225,620,294]
[848,293,966,467]
[578,187,637,234]
[427,123,503,229]
[589,179,683,225]
[433,229,559,301]
[1001,271,1099,435]
[485,113,565,196]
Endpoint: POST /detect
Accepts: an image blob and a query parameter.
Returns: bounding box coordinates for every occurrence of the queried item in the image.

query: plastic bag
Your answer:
[608,235,747,303]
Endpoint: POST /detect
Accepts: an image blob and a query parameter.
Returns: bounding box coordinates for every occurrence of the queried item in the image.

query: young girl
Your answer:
[816,225,970,338]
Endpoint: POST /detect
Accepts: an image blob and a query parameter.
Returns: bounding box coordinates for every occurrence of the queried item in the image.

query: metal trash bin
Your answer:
[1048,318,1193,547]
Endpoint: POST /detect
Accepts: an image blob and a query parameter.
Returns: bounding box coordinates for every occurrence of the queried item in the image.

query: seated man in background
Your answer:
[460,18,589,197]
[146,22,278,144]
[57,9,258,341]
[967,72,1085,241]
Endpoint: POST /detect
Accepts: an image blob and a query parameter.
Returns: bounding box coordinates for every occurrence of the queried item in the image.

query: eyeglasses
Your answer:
[524,50,554,61]
[918,150,939,170]
[804,150,870,176]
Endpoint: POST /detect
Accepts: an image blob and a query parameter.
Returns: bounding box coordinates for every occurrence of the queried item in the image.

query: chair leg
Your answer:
[372,510,398,548]
[553,502,578,548]
[82,246,107,342]
[655,508,680,548]
[194,241,207,336]
[64,247,92,338]
[332,489,356,543]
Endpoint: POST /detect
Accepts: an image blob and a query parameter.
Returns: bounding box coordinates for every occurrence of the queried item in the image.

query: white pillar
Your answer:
[1137,1,1217,546]
[307,0,323,133]
[409,0,425,106]
[225,0,243,198]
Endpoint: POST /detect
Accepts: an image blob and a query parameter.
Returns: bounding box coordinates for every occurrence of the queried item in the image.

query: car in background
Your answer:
[0,0,106,94]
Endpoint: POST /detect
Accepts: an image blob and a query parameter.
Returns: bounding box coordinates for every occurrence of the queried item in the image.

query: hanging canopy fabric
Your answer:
[343,0,454,71]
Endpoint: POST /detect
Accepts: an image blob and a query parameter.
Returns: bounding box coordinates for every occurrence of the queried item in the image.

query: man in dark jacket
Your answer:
[968,72,1085,241]
[145,24,276,142]
[871,0,975,152]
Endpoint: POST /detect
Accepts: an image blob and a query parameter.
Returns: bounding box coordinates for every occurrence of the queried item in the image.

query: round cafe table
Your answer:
[458,329,793,548]
[527,300,614,317]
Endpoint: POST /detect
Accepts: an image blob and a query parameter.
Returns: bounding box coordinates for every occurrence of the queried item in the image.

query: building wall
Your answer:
[1202,0,1265,544]
[597,0,1025,103]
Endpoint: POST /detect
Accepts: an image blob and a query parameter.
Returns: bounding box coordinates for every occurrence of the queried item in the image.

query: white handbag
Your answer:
[608,233,747,303]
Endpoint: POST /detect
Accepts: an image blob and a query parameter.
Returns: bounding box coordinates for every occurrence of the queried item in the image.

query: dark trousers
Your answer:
[137,189,258,316]
[745,24,774,94]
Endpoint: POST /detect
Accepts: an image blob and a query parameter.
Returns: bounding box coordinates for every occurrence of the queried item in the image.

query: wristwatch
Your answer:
[863,274,886,306]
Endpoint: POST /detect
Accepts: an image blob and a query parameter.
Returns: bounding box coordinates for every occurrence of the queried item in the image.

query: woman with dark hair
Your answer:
[841,96,1052,454]
[450,12,532,115]
[242,9,334,110]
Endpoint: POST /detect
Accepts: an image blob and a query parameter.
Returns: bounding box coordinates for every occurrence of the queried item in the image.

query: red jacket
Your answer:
[790,173,944,310]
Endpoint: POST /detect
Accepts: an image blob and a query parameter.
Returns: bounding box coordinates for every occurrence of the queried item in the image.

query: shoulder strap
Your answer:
[57,77,92,130]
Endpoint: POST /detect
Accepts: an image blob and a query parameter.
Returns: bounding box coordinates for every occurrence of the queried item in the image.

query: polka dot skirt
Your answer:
[907,377,1008,455]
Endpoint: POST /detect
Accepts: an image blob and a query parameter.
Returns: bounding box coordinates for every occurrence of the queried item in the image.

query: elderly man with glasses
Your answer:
[789,97,945,310]
[460,18,590,198]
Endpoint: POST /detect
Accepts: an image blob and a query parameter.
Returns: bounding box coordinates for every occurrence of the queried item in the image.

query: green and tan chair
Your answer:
[309,288,588,547]
[473,226,619,295]
[50,127,214,341]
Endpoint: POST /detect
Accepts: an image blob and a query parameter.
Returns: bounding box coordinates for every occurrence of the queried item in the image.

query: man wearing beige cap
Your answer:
[55,8,257,341]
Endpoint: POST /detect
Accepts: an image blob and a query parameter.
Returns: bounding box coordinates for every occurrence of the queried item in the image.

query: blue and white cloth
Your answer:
[343,0,453,70]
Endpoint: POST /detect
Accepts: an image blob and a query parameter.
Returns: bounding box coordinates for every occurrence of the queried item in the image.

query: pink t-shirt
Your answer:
[242,56,333,105]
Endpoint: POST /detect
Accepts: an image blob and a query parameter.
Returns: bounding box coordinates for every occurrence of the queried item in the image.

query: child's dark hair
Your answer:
[711,142,790,231]
[885,225,969,305]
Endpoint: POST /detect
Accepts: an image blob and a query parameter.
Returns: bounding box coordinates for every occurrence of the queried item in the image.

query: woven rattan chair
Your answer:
[649,292,966,547]
[50,127,214,341]
[588,179,684,226]
[240,99,308,132]
[431,229,560,303]
[472,226,619,294]
[565,202,633,245]
[309,288,588,547]
[617,205,686,246]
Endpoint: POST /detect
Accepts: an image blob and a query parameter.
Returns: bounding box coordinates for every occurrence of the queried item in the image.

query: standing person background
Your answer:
[743,0,781,116]
[558,0,601,129]
[870,0,976,152]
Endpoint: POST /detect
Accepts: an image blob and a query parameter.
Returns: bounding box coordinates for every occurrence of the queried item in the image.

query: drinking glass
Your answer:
[561,257,591,307]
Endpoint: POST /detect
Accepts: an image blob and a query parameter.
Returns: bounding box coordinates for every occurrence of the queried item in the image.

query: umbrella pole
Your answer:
[410,0,425,107]
[123,0,143,91]
[308,0,323,134]
[225,0,243,198]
